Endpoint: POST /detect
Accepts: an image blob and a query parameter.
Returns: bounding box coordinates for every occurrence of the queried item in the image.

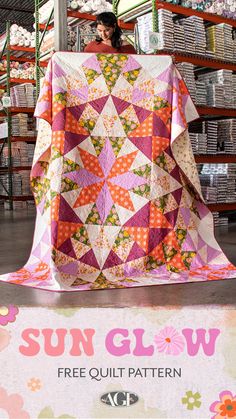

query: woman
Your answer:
[84,12,136,54]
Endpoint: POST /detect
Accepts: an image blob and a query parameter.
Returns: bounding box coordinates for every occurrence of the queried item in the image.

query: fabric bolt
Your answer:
[0,52,236,291]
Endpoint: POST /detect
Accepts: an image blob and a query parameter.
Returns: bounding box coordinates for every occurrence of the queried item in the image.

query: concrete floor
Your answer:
[0,209,236,308]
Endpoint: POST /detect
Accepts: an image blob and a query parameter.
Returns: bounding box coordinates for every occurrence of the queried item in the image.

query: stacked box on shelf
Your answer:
[137,13,154,54]
[212,212,220,227]
[189,132,208,154]
[10,84,37,108]
[0,171,31,196]
[217,119,236,154]
[202,121,218,154]
[191,16,206,56]
[197,70,234,108]
[173,23,185,52]
[176,62,196,102]
[177,17,196,54]
[195,81,207,105]
[190,119,236,155]
[0,142,35,167]
[206,23,235,62]
[199,163,236,203]
[11,114,36,137]
[233,73,236,108]
[157,9,174,51]
[206,24,224,60]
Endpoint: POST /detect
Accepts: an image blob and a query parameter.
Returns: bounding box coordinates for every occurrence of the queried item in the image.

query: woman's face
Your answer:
[96,24,114,41]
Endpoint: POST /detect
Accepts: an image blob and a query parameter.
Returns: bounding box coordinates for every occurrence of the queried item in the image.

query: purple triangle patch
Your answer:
[67,104,86,121]
[89,95,109,113]
[42,248,51,265]
[153,114,170,138]
[58,261,78,275]
[82,55,102,73]
[80,249,100,269]
[172,188,183,205]
[71,85,89,101]
[164,145,173,157]
[157,66,172,83]
[59,196,83,223]
[157,88,172,104]
[133,105,152,124]
[103,250,123,269]
[52,109,66,131]
[164,208,179,227]
[37,198,45,215]
[170,166,182,184]
[32,243,41,259]
[54,62,67,78]
[180,207,191,227]
[122,56,141,73]
[197,234,206,251]
[58,238,77,259]
[64,131,88,154]
[132,88,151,103]
[111,95,131,115]
[41,229,50,246]
[190,253,205,269]
[148,228,171,252]
[207,246,222,264]
[53,84,66,95]
[125,203,150,227]
[51,221,58,247]
[195,201,210,218]
[128,136,152,160]
[182,232,196,251]
[126,242,146,262]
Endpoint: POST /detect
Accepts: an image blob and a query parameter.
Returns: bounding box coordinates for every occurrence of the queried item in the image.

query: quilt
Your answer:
[0,52,236,291]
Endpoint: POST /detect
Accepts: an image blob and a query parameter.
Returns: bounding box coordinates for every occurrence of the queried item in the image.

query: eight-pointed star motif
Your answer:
[66,139,147,222]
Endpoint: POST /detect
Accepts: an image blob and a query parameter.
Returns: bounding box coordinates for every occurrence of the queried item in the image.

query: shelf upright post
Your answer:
[6,21,13,210]
[54,0,67,51]
[35,0,40,99]
[152,0,158,32]
[113,0,119,15]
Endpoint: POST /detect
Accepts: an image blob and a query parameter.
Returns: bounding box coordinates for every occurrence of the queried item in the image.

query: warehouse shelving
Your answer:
[0,22,36,209]
[155,0,236,28]
[194,155,236,164]
[160,51,236,72]
[197,106,236,118]
[0,195,34,201]
[115,0,236,215]
[155,1,236,214]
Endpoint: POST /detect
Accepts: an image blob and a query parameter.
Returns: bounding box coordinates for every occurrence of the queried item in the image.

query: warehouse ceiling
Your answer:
[0,0,35,35]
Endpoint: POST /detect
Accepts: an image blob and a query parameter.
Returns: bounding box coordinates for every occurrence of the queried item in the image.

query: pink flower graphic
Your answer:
[0,387,30,419]
[154,326,185,355]
[0,305,19,326]
[0,328,11,351]
[210,391,236,419]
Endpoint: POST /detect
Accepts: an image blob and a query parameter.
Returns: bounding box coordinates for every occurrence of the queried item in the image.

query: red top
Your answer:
[84,40,136,54]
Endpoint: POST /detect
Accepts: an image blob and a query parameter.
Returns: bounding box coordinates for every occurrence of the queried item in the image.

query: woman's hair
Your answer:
[95,12,122,49]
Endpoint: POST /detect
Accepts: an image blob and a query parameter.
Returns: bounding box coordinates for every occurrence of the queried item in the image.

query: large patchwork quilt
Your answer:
[0,52,235,291]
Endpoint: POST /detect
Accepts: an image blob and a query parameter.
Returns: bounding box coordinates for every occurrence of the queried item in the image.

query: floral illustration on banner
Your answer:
[182,390,201,410]
[53,308,80,317]
[38,406,76,418]
[210,390,236,418]
[154,326,185,355]
[0,305,19,326]
[0,386,30,419]
[0,328,11,351]
[27,378,42,392]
